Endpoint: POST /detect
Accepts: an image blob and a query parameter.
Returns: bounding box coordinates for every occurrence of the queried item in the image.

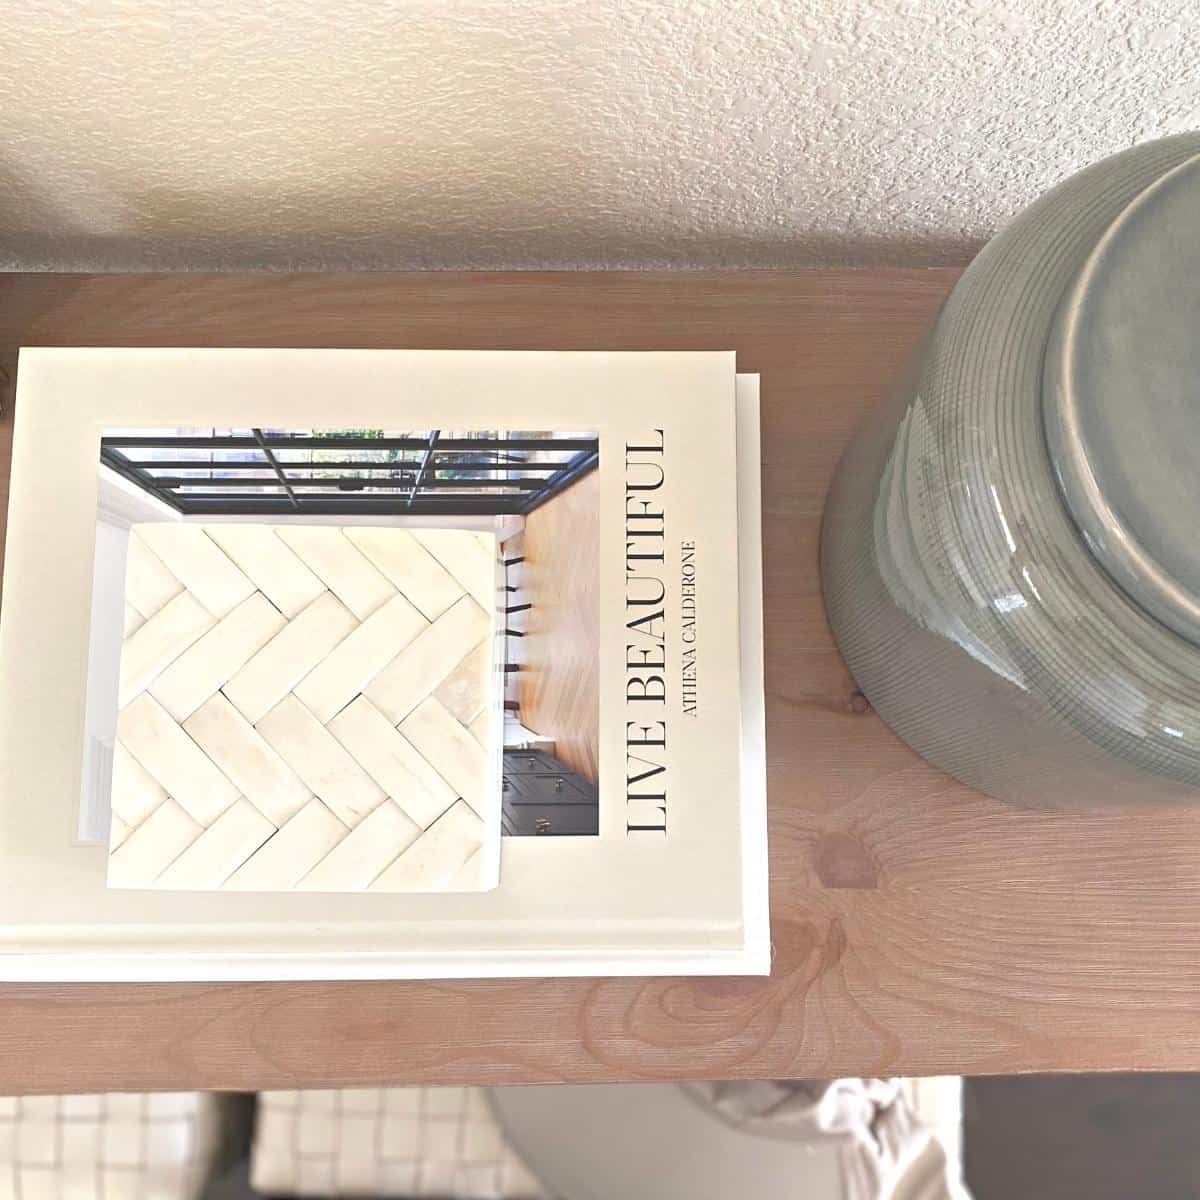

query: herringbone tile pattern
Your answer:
[108,524,498,892]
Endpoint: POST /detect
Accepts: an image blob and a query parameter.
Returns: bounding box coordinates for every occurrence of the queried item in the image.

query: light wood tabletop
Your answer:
[4,269,1198,1094]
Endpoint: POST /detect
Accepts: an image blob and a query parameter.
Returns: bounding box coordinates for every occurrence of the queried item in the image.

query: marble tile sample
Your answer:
[107,525,498,893]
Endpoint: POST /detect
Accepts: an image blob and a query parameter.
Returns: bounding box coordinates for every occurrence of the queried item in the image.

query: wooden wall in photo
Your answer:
[516,469,600,784]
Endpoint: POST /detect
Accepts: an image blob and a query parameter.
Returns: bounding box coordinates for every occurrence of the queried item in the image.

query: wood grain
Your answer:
[517,469,601,784]
[7,269,1193,1094]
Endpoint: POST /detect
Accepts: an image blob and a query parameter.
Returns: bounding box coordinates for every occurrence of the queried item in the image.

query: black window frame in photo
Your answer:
[99,429,600,517]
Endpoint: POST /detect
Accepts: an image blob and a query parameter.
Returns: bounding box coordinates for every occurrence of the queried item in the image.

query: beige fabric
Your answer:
[684,1080,970,1200]
[0,1093,235,1200]
[109,524,498,893]
[251,1089,547,1199]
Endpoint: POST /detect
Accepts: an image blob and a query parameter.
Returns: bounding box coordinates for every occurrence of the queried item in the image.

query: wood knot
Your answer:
[813,832,880,889]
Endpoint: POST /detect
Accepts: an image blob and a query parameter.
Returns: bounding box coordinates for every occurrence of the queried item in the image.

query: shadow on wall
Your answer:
[0,163,984,272]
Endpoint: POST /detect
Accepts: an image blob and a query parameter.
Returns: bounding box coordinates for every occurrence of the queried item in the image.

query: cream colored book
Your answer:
[0,349,767,977]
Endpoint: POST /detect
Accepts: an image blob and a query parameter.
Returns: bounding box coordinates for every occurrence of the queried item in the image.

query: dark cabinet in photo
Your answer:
[502,750,599,836]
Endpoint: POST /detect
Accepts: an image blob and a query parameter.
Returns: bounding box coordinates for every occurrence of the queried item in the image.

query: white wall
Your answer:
[2,0,1197,270]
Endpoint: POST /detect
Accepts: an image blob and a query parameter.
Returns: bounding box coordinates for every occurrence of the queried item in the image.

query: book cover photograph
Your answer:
[0,349,767,979]
[94,424,606,893]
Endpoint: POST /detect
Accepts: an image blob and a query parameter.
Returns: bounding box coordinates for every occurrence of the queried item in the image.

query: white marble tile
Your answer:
[154,797,276,890]
[110,524,499,894]
[224,799,348,891]
[149,592,286,721]
[327,696,457,829]
[292,592,428,724]
[118,591,215,709]
[123,601,145,638]
[107,799,203,887]
[275,526,395,620]
[410,529,497,611]
[124,530,184,619]
[255,695,386,828]
[117,694,240,825]
[222,591,358,724]
[448,846,485,891]
[204,524,327,618]
[343,527,464,620]
[183,693,311,826]
[468,709,490,747]
[297,801,420,892]
[399,697,488,816]
[369,800,484,892]
[134,523,256,617]
[109,741,167,827]
[434,638,492,725]
[109,813,130,851]
[363,596,489,724]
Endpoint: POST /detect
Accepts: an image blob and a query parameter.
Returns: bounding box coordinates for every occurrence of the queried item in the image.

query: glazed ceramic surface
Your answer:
[821,133,1200,808]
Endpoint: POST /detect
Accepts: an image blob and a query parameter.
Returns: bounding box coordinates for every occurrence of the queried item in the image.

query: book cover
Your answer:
[0,349,767,978]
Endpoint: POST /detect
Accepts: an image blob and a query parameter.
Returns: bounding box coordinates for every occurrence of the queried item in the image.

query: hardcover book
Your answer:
[0,349,767,978]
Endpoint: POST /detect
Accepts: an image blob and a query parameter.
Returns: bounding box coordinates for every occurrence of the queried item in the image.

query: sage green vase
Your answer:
[821,133,1200,808]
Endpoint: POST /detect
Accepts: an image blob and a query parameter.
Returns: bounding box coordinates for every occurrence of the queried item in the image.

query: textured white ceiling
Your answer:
[2,0,1197,270]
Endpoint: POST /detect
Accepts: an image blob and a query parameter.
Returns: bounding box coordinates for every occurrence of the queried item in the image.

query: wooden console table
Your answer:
[4,270,1197,1094]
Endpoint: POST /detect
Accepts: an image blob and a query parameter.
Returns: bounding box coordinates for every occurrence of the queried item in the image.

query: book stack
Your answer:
[0,349,767,979]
